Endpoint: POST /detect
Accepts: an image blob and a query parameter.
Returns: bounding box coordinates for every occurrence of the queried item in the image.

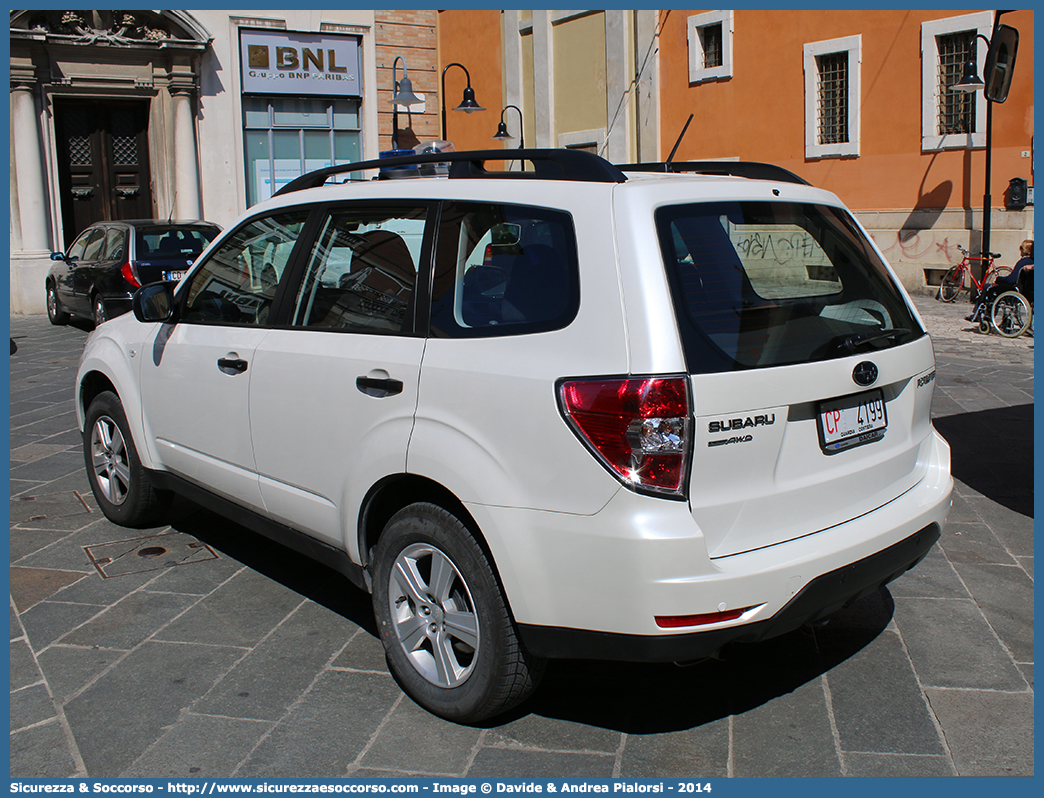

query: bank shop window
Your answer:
[244,97,361,206]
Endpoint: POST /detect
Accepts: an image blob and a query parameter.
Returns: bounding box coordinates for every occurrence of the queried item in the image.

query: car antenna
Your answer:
[666,113,694,166]
[167,189,176,224]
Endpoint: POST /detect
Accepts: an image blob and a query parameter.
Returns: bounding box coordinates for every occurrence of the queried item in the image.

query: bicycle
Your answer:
[938,244,1010,302]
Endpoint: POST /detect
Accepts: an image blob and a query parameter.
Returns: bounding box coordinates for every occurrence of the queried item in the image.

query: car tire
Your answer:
[83,391,172,527]
[371,502,545,723]
[92,294,108,327]
[46,282,70,325]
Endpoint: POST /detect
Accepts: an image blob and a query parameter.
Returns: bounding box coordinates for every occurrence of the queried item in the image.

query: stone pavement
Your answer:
[8,296,1034,779]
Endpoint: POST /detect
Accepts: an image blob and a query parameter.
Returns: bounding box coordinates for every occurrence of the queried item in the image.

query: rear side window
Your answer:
[103,228,126,261]
[657,201,923,373]
[429,202,579,338]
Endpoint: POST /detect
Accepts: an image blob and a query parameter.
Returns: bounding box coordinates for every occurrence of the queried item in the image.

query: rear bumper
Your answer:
[518,522,940,662]
[474,427,951,648]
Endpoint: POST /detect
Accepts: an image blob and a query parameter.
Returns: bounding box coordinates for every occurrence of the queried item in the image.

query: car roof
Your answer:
[244,148,840,221]
[87,219,220,229]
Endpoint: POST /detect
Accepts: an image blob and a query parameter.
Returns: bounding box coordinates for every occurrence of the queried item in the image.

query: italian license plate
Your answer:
[817,389,887,453]
[162,270,186,282]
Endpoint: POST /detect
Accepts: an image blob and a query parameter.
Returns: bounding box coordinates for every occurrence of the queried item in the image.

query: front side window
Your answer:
[181,211,310,325]
[66,229,97,261]
[656,201,923,374]
[429,202,580,338]
[80,229,106,262]
[291,206,428,334]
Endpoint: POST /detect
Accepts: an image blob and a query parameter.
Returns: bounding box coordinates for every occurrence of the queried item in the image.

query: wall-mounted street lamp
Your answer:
[441,62,484,141]
[491,105,525,150]
[389,56,423,152]
[951,12,1020,270]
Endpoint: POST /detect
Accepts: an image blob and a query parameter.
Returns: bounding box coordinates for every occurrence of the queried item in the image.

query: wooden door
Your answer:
[54,99,153,247]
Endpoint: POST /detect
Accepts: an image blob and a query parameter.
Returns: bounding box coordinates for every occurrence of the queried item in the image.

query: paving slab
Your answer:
[61,640,247,778]
[924,688,1034,777]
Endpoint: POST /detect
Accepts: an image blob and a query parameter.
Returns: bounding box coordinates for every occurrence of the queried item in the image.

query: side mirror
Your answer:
[133,282,176,323]
[984,24,1019,103]
[50,252,66,261]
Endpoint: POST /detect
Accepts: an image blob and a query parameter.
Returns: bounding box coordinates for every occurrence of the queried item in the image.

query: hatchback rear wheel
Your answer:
[92,294,108,326]
[371,502,545,723]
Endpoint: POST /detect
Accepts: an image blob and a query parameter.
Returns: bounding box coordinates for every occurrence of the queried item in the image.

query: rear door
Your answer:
[248,202,432,550]
[651,198,937,558]
[138,210,312,508]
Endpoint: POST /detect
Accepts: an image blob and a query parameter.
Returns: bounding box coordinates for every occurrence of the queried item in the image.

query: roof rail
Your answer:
[617,161,810,186]
[274,148,627,196]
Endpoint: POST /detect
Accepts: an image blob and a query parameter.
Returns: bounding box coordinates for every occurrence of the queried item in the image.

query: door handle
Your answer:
[356,376,404,398]
[217,357,248,374]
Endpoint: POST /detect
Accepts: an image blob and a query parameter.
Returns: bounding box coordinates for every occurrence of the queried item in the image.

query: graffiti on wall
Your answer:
[871,230,960,265]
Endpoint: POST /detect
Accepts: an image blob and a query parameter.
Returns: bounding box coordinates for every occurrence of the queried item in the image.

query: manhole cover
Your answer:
[84,532,218,578]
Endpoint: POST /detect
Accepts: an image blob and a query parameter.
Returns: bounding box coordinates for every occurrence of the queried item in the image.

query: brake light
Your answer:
[121,262,141,289]
[558,376,691,498]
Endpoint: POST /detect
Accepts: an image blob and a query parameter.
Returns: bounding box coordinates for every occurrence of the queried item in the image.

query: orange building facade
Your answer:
[436,9,1034,292]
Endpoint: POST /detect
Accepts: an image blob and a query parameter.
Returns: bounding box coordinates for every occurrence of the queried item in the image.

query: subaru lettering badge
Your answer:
[853,361,879,387]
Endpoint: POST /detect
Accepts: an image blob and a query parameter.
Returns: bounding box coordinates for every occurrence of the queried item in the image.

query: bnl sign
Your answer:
[240,29,361,97]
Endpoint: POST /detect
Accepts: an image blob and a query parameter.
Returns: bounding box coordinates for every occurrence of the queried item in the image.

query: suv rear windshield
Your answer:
[656,201,923,374]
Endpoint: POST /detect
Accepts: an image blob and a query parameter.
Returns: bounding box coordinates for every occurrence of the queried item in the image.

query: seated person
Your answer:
[967,239,1033,321]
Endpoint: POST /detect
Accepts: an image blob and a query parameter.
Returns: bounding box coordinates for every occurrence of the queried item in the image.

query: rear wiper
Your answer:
[838,327,910,352]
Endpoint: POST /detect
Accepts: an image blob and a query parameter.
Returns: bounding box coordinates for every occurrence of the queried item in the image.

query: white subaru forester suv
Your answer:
[76,149,952,722]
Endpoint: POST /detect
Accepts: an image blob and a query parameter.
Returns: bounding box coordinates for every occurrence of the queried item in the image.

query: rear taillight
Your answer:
[121,262,141,289]
[558,376,691,498]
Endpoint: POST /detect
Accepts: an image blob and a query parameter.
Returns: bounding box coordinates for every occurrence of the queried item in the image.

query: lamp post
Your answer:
[440,62,484,141]
[951,10,1018,275]
[389,56,422,152]
[491,105,525,149]
[952,34,994,272]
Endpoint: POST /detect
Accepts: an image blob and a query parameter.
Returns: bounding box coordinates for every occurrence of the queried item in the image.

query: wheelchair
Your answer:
[970,268,1033,338]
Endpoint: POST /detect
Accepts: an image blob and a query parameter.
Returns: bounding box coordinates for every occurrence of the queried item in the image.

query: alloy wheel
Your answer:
[90,415,131,505]
[387,542,480,688]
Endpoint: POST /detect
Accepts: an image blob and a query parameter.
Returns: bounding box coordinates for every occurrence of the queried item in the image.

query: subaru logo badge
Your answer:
[853,361,879,387]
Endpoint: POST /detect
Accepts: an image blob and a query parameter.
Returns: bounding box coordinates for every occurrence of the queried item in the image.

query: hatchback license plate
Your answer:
[162,270,186,282]
[817,389,886,452]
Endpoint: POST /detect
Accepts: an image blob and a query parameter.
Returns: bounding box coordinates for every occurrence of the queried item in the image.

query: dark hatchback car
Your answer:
[47,219,220,326]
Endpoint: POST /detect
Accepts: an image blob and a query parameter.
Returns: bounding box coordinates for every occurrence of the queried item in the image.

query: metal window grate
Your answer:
[110,109,138,165]
[700,24,723,69]
[937,32,976,134]
[66,108,92,166]
[816,51,849,145]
